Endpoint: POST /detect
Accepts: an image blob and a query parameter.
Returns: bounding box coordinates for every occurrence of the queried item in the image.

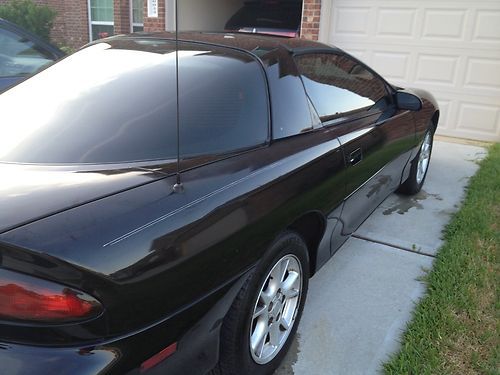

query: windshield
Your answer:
[0,39,268,164]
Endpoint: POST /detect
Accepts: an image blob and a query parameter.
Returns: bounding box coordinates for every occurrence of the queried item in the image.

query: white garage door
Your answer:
[319,0,500,142]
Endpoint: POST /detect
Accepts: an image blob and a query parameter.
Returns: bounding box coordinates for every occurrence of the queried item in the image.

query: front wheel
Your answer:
[215,232,309,375]
[398,128,434,195]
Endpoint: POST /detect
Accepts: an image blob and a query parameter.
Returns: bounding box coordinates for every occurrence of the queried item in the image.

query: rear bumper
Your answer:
[0,326,217,375]
[0,269,251,375]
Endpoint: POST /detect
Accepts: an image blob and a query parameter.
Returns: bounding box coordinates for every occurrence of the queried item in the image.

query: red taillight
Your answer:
[0,268,103,323]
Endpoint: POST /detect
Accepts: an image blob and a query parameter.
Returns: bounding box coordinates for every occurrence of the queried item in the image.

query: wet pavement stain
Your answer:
[274,333,300,375]
[383,190,443,215]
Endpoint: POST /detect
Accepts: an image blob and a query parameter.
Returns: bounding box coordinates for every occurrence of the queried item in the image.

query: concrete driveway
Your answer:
[275,140,488,375]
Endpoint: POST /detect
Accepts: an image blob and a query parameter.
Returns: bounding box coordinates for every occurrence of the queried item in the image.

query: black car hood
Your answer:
[0,163,164,234]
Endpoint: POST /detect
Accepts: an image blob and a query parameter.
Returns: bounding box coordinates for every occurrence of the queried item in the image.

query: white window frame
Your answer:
[87,0,114,41]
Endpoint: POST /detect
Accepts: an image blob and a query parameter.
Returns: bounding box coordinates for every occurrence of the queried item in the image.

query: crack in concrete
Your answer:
[352,233,436,258]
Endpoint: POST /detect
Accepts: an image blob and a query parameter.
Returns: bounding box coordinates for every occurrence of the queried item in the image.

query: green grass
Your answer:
[384,143,500,375]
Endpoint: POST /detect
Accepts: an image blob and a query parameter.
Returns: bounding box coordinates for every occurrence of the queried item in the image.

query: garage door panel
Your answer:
[473,10,500,42]
[422,9,466,40]
[346,49,370,63]
[465,58,500,90]
[414,54,459,87]
[376,8,417,37]
[435,95,500,140]
[372,51,409,81]
[457,102,499,134]
[434,98,453,131]
[334,7,371,36]
[322,0,500,141]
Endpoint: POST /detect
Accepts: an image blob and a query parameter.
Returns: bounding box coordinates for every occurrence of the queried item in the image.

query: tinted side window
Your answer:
[0,42,268,164]
[178,51,268,157]
[263,48,315,139]
[295,54,388,119]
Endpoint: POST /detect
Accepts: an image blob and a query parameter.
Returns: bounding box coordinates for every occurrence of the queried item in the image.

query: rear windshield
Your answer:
[0,39,268,164]
[225,2,302,31]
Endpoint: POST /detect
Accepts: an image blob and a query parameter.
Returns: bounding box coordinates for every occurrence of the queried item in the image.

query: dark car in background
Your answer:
[225,0,302,37]
[0,32,438,375]
[0,18,64,92]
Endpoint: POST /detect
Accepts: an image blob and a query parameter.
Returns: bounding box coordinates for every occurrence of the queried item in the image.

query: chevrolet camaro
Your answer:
[0,32,438,375]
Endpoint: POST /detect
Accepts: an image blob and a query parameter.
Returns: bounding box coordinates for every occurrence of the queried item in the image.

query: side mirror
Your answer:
[395,91,422,111]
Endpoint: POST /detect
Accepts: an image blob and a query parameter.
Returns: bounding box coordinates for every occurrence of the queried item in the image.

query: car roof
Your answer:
[97,31,340,58]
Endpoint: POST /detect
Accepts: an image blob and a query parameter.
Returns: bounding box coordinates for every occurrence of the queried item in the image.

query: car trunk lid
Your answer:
[0,163,167,234]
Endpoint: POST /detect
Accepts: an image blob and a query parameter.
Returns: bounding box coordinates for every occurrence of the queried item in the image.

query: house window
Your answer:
[131,0,144,32]
[89,0,114,40]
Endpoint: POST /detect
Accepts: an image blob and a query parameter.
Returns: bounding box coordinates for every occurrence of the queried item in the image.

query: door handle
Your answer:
[349,148,363,165]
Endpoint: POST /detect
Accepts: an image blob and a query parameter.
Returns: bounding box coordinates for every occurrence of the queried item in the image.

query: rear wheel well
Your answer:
[288,212,326,277]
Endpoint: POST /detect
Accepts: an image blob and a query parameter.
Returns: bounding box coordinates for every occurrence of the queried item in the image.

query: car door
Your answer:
[294,52,416,235]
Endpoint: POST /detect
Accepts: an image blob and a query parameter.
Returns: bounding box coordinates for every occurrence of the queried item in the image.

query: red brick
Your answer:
[300,0,321,40]
[0,0,322,45]
[143,0,166,32]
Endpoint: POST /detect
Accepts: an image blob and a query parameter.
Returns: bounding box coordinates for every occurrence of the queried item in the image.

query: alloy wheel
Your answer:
[416,132,432,184]
[249,254,302,364]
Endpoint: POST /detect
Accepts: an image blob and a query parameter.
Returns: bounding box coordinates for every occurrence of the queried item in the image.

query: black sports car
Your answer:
[0,32,438,375]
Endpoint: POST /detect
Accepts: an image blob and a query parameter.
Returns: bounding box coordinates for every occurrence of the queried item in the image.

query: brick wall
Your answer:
[1,0,323,48]
[143,0,165,32]
[0,0,89,49]
[0,0,138,50]
[114,0,131,35]
[55,0,89,49]
[301,0,321,41]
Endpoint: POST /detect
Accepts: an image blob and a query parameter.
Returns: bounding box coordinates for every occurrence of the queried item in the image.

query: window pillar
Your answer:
[113,0,131,35]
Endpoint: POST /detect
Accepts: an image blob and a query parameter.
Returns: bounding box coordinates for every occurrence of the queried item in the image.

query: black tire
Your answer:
[398,127,434,195]
[214,231,309,375]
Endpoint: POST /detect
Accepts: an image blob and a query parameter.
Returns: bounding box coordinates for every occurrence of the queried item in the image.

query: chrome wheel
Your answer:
[416,132,432,184]
[249,254,302,365]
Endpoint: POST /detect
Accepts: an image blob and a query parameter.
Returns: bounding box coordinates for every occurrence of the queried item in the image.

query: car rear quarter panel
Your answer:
[0,130,344,344]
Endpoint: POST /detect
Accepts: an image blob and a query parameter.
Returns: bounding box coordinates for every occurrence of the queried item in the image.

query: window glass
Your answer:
[0,26,54,78]
[295,54,388,119]
[90,0,114,40]
[0,41,268,164]
[262,48,314,139]
[90,0,113,22]
[132,0,144,32]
